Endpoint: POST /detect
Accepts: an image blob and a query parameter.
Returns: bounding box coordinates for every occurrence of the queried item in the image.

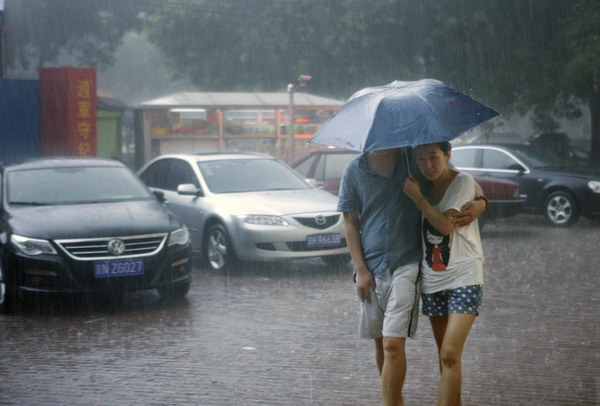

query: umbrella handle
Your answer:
[405,148,411,177]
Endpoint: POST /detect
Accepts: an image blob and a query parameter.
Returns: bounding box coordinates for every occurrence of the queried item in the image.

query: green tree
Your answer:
[563,0,600,165]
[5,0,143,72]
[5,0,597,164]
[145,0,600,165]
[355,0,600,164]
[413,0,600,164]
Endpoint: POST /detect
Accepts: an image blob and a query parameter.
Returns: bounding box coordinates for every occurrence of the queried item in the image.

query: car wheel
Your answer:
[544,191,580,227]
[205,223,237,271]
[321,254,351,267]
[158,280,191,300]
[0,262,18,314]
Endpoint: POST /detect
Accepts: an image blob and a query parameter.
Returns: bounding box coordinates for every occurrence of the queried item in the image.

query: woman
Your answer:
[403,141,485,406]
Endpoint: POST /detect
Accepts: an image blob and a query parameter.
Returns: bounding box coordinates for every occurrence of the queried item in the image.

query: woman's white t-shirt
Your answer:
[420,172,484,294]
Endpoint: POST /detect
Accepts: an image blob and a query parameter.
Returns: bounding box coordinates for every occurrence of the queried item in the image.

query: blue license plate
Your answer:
[94,259,144,278]
[307,233,341,248]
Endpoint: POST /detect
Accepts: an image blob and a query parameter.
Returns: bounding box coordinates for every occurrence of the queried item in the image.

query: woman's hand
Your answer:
[403,175,423,204]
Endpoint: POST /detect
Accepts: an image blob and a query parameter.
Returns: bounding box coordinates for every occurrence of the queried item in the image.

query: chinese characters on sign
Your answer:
[39,67,97,157]
[76,79,93,156]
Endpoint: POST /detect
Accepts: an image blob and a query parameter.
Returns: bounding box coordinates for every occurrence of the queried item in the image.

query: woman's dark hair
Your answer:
[437,141,452,154]
[416,141,452,154]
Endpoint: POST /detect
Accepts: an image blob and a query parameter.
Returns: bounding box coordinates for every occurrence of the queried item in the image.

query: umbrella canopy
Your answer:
[309,79,500,152]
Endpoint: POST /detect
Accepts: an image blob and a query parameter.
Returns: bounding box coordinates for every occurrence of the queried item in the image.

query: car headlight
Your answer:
[10,234,57,256]
[168,226,190,246]
[588,181,600,194]
[237,214,288,226]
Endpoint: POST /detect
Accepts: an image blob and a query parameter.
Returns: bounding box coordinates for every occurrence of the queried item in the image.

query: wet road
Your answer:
[1,214,599,405]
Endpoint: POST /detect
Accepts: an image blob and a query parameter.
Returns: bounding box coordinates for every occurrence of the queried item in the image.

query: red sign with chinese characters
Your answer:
[39,67,97,156]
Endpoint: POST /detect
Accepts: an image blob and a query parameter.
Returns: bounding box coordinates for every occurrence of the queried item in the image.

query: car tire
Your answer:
[321,254,351,267]
[0,283,17,314]
[0,262,18,314]
[544,191,580,227]
[204,223,237,272]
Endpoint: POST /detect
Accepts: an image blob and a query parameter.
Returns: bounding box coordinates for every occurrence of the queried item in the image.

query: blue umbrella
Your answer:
[309,79,500,151]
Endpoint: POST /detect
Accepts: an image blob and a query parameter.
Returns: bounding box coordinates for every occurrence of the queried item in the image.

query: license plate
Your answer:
[307,233,341,248]
[94,259,144,278]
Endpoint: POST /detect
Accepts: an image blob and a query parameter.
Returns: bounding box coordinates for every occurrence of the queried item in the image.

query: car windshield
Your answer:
[510,146,569,168]
[198,158,310,193]
[7,166,152,206]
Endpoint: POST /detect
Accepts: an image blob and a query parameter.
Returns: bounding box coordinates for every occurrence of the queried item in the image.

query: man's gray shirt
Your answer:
[337,152,422,279]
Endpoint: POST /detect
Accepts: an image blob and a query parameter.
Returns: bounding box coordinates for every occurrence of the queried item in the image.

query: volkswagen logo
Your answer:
[315,215,327,226]
[107,239,126,256]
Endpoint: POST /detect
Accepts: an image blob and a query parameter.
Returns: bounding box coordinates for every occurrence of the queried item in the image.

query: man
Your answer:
[337,147,485,406]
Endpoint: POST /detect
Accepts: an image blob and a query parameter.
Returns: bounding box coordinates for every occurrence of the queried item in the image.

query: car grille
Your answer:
[293,215,340,230]
[55,233,168,261]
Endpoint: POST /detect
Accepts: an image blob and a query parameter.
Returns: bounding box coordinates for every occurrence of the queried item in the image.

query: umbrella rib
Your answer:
[412,93,452,146]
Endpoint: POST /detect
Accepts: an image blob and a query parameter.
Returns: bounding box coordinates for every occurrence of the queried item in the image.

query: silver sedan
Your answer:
[138,153,349,271]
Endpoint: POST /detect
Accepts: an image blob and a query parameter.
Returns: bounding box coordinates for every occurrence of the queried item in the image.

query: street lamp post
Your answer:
[287,75,311,163]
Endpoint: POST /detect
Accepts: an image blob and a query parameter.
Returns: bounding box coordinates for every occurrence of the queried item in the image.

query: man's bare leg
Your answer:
[381,336,407,406]
[374,337,384,375]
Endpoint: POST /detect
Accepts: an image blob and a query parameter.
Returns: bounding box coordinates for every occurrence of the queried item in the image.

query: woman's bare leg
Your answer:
[433,313,476,406]
[430,316,459,405]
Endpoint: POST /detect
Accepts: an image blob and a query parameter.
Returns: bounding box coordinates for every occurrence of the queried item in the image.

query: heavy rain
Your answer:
[0,1,599,405]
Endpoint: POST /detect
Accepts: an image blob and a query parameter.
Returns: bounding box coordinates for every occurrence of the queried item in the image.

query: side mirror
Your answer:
[305,178,326,189]
[507,164,526,173]
[152,190,166,203]
[177,183,204,197]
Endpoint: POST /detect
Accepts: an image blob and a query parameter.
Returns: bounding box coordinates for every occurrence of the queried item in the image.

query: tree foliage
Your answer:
[144,0,599,164]
[5,0,143,71]
[4,0,599,163]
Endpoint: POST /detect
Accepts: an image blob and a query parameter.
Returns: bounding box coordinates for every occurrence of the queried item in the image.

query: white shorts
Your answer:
[359,263,420,339]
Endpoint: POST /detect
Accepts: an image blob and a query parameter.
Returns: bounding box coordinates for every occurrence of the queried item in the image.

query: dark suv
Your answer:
[292,149,525,224]
[0,158,192,312]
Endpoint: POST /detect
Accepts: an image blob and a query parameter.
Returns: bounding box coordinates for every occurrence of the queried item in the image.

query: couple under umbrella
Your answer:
[310,79,498,406]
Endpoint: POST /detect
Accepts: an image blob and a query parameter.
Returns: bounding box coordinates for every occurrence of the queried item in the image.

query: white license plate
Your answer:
[307,233,341,248]
[94,259,144,278]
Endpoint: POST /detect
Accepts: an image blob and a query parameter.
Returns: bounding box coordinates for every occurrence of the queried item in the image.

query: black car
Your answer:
[0,158,192,312]
[451,144,600,226]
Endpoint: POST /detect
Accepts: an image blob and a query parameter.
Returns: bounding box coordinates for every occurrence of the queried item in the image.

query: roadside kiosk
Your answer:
[135,92,343,166]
